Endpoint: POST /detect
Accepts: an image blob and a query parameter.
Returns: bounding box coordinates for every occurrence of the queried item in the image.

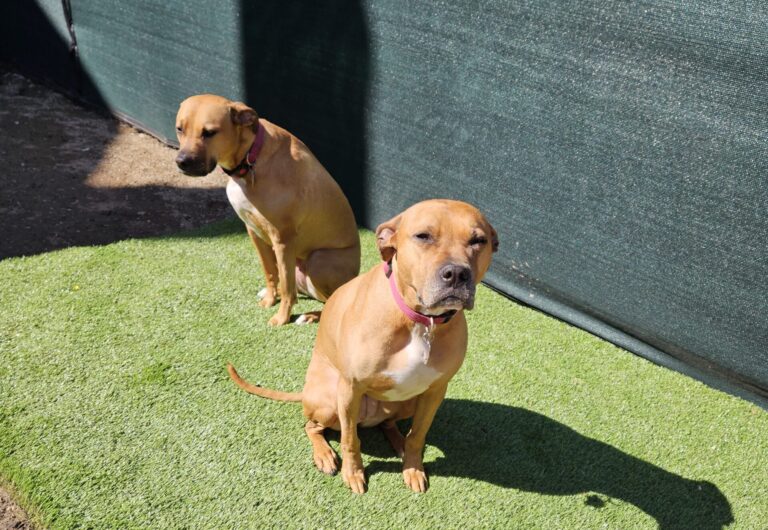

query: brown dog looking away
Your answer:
[175,94,360,326]
[228,199,498,493]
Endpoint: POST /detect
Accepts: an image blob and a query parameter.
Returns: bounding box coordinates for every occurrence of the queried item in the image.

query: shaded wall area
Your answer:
[1,0,83,100]
[239,1,370,222]
[2,0,766,406]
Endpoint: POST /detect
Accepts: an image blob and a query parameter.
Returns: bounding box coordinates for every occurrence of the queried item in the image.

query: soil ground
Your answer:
[0,68,233,260]
[0,68,235,528]
[0,486,32,530]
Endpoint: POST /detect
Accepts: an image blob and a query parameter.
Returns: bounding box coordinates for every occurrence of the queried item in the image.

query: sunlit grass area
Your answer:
[1,219,765,529]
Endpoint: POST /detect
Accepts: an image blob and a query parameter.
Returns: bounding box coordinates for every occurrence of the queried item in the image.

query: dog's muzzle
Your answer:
[175,152,215,176]
[420,263,475,312]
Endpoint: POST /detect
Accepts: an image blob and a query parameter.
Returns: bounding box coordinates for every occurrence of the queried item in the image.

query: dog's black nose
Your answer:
[175,152,193,170]
[439,263,471,288]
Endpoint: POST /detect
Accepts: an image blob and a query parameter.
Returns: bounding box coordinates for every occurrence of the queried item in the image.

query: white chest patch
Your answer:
[380,324,442,401]
[226,177,269,242]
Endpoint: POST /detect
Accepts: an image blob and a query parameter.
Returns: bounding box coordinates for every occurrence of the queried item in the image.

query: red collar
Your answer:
[382,261,455,326]
[222,122,266,177]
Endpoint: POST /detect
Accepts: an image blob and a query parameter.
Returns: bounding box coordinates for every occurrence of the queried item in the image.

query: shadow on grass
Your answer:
[360,399,733,529]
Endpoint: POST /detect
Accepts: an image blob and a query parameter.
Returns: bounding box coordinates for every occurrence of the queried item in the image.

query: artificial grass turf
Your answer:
[1,218,766,529]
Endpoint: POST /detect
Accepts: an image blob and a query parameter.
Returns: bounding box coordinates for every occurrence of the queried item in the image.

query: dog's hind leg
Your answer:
[380,420,405,458]
[300,245,360,302]
[293,246,359,324]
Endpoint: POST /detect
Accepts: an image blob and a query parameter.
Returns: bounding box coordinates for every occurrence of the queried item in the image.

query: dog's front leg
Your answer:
[402,382,448,493]
[337,376,366,493]
[248,229,279,308]
[269,238,297,326]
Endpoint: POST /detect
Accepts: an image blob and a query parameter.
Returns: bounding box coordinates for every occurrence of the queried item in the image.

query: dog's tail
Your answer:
[226,363,303,402]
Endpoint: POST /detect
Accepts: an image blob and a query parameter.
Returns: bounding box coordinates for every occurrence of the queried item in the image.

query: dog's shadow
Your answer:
[339,399,732,529]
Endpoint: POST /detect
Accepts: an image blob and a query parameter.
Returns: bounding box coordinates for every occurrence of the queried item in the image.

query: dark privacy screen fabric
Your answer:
[2,1,766,406]
[359,2,768,406]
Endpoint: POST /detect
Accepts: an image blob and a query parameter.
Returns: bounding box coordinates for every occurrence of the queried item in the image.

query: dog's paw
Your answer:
[294,313,320,325]
[313,447,339,475]
[342,465,367,494]
[403,467,428,493]
[268,313,290,326]
[257,288,278,307]
[259,297,277,308]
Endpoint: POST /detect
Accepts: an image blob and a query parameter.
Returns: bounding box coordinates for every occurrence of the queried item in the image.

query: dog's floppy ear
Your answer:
[375,214,402,262]
[229,101,259,128]
[490,224,499,253]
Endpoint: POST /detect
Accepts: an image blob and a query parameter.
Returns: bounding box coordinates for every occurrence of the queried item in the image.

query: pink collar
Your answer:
[382,261,454,326]
[223,121,266,177]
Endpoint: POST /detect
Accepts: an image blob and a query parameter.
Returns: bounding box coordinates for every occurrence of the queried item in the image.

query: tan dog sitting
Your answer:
[175,94,360,326]
[228,199,498,493]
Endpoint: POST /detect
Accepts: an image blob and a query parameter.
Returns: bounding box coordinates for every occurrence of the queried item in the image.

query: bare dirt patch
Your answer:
[0,69,234,259]
[0,486,33,530]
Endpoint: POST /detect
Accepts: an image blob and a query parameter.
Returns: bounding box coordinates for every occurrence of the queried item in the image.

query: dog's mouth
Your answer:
[419,288,475,315]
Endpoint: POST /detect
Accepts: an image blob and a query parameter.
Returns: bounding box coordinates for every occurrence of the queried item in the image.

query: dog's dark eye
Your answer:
[414,232,432,242]
[175,125,183,133]
[201,129,217,139]
[469,236,488,247]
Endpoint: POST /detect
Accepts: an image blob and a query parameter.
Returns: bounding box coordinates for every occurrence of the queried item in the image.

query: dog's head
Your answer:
[174,94,259,176]
[375,199,498,315]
